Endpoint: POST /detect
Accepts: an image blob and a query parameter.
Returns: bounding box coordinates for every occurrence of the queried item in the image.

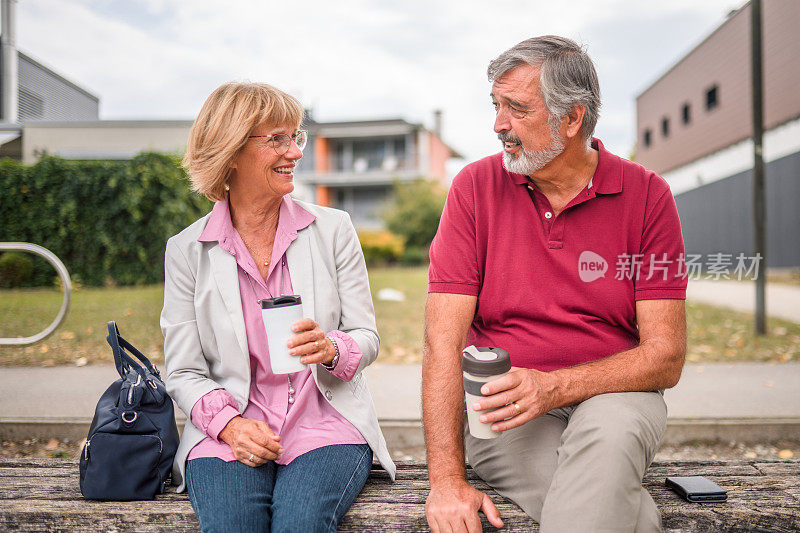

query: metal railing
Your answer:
[0,242,71,346]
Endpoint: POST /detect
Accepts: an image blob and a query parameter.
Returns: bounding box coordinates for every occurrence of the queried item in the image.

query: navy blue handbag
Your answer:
[79,321,180,500]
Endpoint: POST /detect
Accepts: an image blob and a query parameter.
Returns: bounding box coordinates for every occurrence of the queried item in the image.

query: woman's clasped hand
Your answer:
[218,416,283,466]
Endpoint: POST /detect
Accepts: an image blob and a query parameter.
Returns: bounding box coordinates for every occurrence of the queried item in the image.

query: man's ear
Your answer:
[564,105,586,139]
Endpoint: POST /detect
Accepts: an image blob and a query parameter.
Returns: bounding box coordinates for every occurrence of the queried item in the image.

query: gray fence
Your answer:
[674,150,800,268]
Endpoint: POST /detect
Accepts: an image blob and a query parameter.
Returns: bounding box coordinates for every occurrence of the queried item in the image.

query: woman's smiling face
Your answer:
[229,123,304,199]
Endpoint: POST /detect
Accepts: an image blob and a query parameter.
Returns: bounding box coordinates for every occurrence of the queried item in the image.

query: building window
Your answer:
[661,117,670,138]
[706,85,719,111]
[393,137,406,156]
[352,140,385,172]
[330,136,409,172]
[332,142,347,171]
[336,188,347,207]
[643,129,652,148]
[682,103,691,125]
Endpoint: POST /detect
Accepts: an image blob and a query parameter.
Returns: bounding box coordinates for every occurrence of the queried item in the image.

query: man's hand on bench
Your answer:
[426,478,504,532]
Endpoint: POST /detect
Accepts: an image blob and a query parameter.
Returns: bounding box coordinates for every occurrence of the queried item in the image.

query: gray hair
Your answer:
[488,36,601,142]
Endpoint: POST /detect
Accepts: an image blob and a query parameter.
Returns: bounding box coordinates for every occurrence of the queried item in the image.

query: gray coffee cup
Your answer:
[462,346,511,439]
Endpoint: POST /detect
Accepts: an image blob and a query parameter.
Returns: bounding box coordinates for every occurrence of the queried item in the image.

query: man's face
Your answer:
[491,64,565,175]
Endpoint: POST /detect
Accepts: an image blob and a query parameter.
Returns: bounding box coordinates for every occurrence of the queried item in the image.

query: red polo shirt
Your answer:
[429,139,687,371]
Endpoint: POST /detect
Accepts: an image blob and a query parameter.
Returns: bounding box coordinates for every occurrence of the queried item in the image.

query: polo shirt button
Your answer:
[325,390,333,401]
[544,211,553,219]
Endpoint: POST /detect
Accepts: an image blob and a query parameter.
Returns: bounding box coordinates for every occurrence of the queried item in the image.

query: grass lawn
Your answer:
[1,266,798,366]
[767,271,800,288]
[0,285,164,366]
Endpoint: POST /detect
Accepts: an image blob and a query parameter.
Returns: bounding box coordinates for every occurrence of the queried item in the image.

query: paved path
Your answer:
[365,363,800,421]
[2,363,798,423]
[687,280,800,322]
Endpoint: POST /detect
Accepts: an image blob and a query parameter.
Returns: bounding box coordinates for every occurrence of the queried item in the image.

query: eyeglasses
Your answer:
[248,130,308,155]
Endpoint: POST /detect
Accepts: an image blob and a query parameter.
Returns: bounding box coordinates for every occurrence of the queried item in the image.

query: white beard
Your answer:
[502,129,565,175]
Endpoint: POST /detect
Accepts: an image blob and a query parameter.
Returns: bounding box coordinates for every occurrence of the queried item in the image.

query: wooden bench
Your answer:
[1,458,797,531]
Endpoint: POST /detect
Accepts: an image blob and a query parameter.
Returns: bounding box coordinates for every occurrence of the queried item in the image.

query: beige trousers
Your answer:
[465,391,667,533]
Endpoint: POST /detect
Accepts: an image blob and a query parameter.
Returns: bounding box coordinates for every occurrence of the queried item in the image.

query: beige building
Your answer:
[636,0,800,174]
[635,0,800,268]
[300,115,459,228]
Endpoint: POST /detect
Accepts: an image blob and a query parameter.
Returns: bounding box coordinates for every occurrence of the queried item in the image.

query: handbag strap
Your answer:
[106,321,158,380]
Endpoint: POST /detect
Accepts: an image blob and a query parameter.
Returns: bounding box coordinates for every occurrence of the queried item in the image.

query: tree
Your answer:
[383,179,447,249]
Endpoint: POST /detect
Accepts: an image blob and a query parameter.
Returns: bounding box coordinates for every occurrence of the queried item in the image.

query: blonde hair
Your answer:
[183,82,305,201]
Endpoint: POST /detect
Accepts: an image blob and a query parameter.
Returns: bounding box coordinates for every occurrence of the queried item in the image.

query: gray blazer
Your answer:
[160,198,396,491]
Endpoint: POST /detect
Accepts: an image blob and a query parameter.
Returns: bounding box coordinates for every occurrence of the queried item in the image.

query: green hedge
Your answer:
[357,230,404,266]
[0,252,34,287]
[0,153,212,286]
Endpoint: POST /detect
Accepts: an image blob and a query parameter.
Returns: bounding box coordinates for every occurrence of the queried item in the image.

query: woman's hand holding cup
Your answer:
[218,416,283,467]
[287,318,336,366]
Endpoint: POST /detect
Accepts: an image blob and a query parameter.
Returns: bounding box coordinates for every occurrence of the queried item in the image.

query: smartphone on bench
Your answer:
[665,476,728,502]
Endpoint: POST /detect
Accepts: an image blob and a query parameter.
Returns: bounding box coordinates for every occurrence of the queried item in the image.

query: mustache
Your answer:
[497,131,520,144]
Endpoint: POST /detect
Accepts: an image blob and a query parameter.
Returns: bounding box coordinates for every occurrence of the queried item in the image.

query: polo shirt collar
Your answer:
[589,138,622,195]
[198,195,316,247]
[504,137,623,195]
[507,167,530,185]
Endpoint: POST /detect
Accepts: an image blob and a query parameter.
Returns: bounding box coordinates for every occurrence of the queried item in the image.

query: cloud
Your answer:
[18,0,740,172]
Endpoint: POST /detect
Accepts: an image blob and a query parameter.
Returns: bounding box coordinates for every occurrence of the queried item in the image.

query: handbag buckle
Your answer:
[127,374,142,405]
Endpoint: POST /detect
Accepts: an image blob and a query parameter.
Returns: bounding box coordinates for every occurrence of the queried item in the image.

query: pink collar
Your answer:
[198,195,316,246]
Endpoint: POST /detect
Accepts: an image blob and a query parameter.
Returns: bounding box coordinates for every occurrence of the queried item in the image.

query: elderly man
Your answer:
[423,36,687,533]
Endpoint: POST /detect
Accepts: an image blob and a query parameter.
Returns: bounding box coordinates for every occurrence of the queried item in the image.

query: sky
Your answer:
[18,0,743,176]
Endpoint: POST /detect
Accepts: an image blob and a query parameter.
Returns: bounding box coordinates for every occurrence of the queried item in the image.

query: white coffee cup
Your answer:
[261,295,305,374]
[462,345,511,439]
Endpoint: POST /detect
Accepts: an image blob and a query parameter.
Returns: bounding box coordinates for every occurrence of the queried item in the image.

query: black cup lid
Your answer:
[461,346,511,376]
[261,295,302,309]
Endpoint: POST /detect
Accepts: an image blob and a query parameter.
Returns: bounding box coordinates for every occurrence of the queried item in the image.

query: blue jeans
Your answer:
[186,444,372,533]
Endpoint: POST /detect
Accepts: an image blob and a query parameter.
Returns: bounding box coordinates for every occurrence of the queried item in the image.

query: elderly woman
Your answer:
[161,82,395,532]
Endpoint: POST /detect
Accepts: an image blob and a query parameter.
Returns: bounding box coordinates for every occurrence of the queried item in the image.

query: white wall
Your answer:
[663,116,800,195]
[22,121,192,163]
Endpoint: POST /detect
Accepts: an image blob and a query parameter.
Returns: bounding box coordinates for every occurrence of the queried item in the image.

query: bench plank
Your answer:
[0,458,797,531]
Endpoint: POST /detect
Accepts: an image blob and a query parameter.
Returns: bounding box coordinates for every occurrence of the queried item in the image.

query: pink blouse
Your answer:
[187,197,366,464]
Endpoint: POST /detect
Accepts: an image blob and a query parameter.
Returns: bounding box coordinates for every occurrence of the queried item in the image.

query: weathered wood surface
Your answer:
[0,458,797,532]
